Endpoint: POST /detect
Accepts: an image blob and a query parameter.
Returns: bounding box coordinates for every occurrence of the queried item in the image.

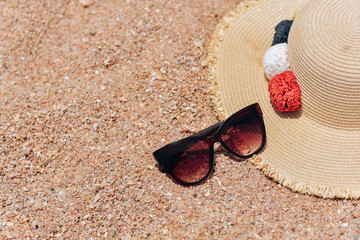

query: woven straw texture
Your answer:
[208,0,360,199]
[289,0,360,130]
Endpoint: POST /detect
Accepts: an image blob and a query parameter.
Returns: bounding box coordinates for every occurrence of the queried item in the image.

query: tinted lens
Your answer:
[220,112,263,156]
[168,139,212,184]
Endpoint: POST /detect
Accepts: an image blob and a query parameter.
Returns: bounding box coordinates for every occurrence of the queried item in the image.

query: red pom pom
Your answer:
[268,71,301,112]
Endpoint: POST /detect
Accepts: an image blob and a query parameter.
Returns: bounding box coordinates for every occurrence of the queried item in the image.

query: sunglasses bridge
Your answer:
[191,121,224,146]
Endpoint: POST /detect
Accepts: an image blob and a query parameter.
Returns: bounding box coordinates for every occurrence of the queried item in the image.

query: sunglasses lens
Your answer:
[220,112,263,156]
[169,139,212,184]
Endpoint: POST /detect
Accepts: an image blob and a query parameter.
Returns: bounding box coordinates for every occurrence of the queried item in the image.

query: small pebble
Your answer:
[94,194,101,203]
[352,211,360,218]
[193,38,202,48]
[50,187,54,191]
[112,231,116,237]
[79,0,95,7]
[119,97,128,102]
[22,147,32,157]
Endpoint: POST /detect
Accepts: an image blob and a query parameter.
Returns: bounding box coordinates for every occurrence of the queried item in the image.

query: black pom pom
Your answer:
[271,20,294,46]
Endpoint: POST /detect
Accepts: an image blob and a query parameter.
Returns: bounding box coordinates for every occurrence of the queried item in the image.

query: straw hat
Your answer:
[208,0,360,199]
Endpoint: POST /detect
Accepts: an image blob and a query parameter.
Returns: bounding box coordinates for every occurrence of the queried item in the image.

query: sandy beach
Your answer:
[1,0,360,238]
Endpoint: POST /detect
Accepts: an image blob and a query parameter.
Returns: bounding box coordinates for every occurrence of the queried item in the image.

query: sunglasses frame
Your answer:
[153,103,266,186]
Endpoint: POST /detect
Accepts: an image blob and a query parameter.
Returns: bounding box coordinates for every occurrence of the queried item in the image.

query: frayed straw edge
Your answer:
[250,156,360,199]
[207,0,262,121]
[207,0,360,199]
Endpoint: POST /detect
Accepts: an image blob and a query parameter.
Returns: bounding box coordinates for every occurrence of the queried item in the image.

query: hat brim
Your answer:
[208,0,360,199]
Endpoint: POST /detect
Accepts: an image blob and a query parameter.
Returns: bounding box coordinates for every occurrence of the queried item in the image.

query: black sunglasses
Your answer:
[153,103,266,186]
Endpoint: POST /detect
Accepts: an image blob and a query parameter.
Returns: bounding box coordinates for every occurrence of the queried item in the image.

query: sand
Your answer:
[0,0,360,239]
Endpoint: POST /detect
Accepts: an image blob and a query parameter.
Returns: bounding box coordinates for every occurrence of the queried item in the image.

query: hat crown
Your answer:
[288,0,360,130]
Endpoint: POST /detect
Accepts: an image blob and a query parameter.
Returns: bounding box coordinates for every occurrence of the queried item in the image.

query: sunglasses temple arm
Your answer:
[192,121,224,138]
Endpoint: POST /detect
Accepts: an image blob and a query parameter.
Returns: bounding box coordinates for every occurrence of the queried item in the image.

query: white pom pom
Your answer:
[262,43,291,80]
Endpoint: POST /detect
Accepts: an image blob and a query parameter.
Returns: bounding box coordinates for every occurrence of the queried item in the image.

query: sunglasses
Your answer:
[153,103,266,186]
